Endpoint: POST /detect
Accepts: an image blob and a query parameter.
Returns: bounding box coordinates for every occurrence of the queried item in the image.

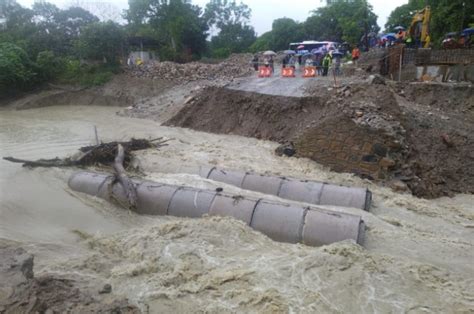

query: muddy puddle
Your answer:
[1,105,473,312]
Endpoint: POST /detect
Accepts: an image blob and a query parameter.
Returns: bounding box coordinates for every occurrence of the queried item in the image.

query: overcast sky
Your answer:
[17,0,408,34]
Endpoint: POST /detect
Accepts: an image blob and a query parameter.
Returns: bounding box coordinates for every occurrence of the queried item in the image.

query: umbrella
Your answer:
[332,50,344,56]
[462,28,474,36]
[297,45,305,50]
[311,48,324,55]
[445,32,457,37]
[283,50,296,55]
[382,33,396,41]
[263,50,277,56]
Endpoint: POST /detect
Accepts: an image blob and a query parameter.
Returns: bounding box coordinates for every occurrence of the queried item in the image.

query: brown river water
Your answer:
[1,105,473,313]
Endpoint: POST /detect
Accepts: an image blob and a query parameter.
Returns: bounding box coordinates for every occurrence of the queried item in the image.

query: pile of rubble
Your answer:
[127,53,254,82]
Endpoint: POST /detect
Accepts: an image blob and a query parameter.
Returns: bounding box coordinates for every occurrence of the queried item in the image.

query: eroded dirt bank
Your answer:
[0,240,139,313]
[166,83,474,199]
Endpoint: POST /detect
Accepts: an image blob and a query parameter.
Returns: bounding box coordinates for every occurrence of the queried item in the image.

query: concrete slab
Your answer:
[241,174,283,196]
[302,209,364,246]
[209,194,258,225]
[168,188,216,218]
[208,169,246,187]
[250,201,306,244]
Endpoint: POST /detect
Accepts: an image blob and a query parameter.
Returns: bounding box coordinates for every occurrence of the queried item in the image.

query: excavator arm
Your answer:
[409,6,431,48]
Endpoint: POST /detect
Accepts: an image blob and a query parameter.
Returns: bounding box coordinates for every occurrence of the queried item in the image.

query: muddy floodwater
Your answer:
[1,105,474,312]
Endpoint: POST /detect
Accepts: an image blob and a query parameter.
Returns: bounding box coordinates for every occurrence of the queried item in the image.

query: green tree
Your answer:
[125,0,208,61]
[304,0,379,45]
[385,4,416,32]
[0,0,36,51]
[204,0,251,30]
[204,0,255,57]
[0,42,36,93]
[75,21,124,64]
[36,50,63,80]
[430,0,474,42]
[270,18,304,51]
[249,31,272,52]
[210,23,255,57]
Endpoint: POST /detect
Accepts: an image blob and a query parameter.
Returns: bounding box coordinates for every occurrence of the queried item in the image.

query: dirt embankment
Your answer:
[1,54,254,113]
[167,87,333,142]
[1,75,177,110]
[166,83,474,199]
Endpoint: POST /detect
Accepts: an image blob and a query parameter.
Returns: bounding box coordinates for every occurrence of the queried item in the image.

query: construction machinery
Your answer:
[408,6,431,48]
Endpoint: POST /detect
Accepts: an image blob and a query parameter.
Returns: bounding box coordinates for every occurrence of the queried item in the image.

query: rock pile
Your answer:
[127,53,254,82]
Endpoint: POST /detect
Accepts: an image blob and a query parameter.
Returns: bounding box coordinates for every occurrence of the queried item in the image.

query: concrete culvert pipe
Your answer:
[172,166,372,211]
[68,172,366,247]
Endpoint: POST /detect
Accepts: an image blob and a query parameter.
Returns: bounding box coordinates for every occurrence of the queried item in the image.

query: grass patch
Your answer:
[58,60,120,87]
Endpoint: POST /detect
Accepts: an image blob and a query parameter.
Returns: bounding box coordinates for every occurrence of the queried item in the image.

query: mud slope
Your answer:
[2,75,176,110]
[166,85,474,198]
[167,87,330,141]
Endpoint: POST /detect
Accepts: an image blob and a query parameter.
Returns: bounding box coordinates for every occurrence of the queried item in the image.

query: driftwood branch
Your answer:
[3,138,171,169]
[2,157,76,168]
[94,126,100,146]
[113,144,138,209]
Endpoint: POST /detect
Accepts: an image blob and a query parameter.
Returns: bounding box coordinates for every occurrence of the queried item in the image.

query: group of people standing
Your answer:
[280,51,342,77]
[251,46,360,78]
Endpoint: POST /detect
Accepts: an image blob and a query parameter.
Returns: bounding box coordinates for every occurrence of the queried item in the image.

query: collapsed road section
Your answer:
[68,171,366,247]
[166,82,474,199]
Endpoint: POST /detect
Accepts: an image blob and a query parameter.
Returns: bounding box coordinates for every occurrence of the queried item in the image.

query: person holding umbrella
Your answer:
[395,26,406,43]
[282,50,295,68]
[314,53,323,76]
[297,45,305,65]
[332,51,343,76]
[263,51,276,74]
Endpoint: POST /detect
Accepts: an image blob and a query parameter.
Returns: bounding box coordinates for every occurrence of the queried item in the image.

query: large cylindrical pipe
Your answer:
[175,166,372,211]
[68,172,366,247]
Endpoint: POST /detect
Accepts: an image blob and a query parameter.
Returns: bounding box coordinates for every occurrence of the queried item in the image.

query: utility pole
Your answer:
[364,1,369,52]
[460,1,466,33]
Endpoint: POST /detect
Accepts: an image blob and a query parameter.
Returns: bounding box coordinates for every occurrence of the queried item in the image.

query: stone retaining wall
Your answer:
[295,116,400,180]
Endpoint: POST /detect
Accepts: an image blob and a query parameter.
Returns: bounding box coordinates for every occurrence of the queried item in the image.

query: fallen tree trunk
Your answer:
[3,138,170,168]
[113,144,138,209]
[2,157,76,168]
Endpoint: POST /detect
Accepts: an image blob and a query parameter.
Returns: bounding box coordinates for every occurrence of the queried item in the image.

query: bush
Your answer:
[0,43,36,93]
[36,50,64,81]
[211,47,231,59]
[58,59,118,87]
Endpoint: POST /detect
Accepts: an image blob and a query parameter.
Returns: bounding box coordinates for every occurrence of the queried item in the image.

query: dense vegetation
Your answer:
[251,0,379,52]
[0,0,472,95]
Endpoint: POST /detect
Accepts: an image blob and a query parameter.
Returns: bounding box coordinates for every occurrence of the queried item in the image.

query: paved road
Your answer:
[227,67,341,97]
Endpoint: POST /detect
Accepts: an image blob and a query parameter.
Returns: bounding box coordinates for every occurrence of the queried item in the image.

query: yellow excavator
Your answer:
[408,6,431,48]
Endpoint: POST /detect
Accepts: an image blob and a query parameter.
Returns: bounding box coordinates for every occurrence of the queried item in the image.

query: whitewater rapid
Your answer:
[1,105,473,312]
